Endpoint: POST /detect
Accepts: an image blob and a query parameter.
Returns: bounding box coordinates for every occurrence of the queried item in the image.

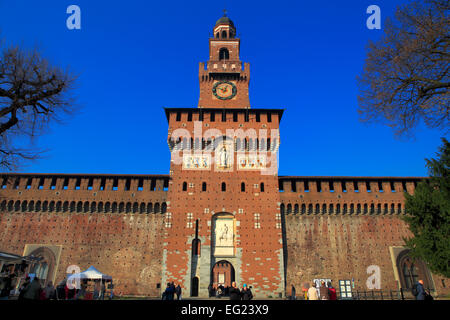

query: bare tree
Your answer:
[357,0,449,137]
[0,39,77,170]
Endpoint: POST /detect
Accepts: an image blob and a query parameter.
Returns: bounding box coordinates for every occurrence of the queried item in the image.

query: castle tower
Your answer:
[163,13,285,298]
[198,11,250,109]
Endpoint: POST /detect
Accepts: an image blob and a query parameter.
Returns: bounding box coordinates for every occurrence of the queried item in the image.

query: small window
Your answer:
[99,178,106,191]
[176,112,181,121]
[219,47,229,60]
[63,178,69,190]
[87,178,93,190]
[75,178,81,190]
[182,182,187,191]
[112,179,118,191]
[267,113,272,123]
[138,179,144,191]
[241,182,245,192]
[260,183,264,192]
[221,182,226,192]
[366,181,371,192]
[202,182,207,192]
[210,112,215,122]
[187,111,192,122]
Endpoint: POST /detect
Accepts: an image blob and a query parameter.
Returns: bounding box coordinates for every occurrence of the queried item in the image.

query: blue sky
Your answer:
[0,0,447,177]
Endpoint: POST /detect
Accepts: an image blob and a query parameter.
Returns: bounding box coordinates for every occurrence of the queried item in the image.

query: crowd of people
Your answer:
[162,282,182,300]
[289,279,432,300]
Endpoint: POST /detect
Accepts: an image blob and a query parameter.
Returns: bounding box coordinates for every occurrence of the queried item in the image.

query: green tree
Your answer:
[403,137,450,278]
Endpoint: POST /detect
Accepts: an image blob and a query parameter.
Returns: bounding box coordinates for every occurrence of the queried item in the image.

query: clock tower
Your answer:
[198,12,250,109]
[163,13,285,299]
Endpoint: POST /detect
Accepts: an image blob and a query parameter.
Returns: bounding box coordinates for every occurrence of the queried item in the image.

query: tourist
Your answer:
[100,280,106,300]
[290,284,296,300]
[319,281,329,300]
[18,277,31,301]
[56,278,67,300]
[241,284,253,300]
[93,280,101,300]
[414,280,426,300]
[307,282,318,300]
[175,283,182,300]
[229,281,241,300]
[44,281,56,300]
[23,277,42,300]
[327,282,337,300]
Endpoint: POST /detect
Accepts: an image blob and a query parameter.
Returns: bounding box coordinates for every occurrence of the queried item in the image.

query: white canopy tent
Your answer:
[69,266,112,281]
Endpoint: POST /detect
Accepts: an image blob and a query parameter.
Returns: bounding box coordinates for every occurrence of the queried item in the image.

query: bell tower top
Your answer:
[198,12,250,109]
[213,10,236,39]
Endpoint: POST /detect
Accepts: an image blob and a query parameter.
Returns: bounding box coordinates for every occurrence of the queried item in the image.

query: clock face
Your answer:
[212,81,237,100]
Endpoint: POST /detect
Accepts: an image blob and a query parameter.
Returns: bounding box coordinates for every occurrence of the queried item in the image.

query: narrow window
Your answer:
[63,178,69,190]
[138,179,143,191]
[112,178,118,191]
[378,180,384,192]
[256,112,260,122]
[221,182,226,192]
[260,183,264,192]
[87,177,93,190]
[219,48,229,60]
[176,112,181,121]
[354,181,359,192]
[222,110,226,122]
[241,182,245,192]
[99,178,106,191]
[75,178,81,190]
[317,181,322,192]
[304,180,309,192]
[182,182,187,191]
[366,181,371,192]
[267,112,272,123]
[210,112,215,122]
[202,182,207,192]
[187,111,192,122]
[233,112,238,122]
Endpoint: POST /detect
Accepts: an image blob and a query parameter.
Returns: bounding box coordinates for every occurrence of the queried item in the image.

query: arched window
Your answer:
[322,204,327,214]
[397,250,433,291]
[280,203,285,215]
[146,203,153,214]
[329,204,334,214]
[219,47,229,60]
[222,182,226,192]
[294,204,299,214]
[301,204,306,214]
[182,182,187,191]
[133,202,139,214]
[241,182,245,192]
[154,202,160,213]
[161,202,167,214]
[140,203,146,214]
[287,204,292,214]
[221,31,227,39]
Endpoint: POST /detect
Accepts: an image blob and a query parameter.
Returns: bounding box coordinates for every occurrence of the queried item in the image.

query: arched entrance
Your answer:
[191,276,199,297]
[211,260,235,290]
[396,250,434,290]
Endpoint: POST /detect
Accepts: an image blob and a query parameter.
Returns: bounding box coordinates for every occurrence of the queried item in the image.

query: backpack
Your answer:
[411,284,418,296]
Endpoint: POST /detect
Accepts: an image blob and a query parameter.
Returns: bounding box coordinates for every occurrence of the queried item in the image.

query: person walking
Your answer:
[241,284,253,300]
[100,281,106,300]
[56,279,67,300]
[327,282,337,300]
[18,277,31,301]
[229,282,241,300]
[414,280,426,300]
[290,284,296,300]
[175,284,182,300]
[319,281,329,300]
[44,281,56,300]
[307,282,319,300]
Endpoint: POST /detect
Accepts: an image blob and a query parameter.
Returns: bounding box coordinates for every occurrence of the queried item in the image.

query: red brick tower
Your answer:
[163,13,285,298]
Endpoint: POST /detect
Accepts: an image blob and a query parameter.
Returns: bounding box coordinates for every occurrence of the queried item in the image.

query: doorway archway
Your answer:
[211,260,235,290]
[191,276,199,297]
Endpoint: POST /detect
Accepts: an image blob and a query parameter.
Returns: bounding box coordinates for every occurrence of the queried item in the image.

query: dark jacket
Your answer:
[416,283,425,300]
[229,287,241,300]
[241,288,253,300]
